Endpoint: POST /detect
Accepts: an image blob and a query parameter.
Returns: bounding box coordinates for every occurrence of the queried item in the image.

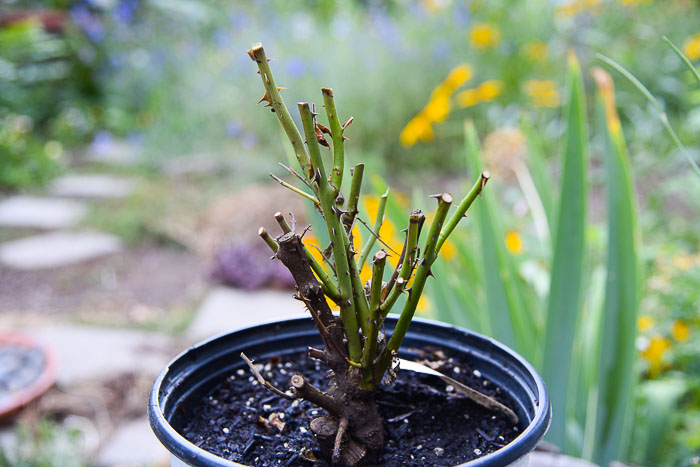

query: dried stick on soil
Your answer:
[290,374,343,416]
[333,417,349,464]
[240,353,293,400]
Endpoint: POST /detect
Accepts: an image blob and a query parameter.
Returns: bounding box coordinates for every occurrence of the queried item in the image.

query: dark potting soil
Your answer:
[179,348,520,466]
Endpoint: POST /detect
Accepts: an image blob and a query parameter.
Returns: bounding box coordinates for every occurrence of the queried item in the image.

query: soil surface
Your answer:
[180,349,519,466]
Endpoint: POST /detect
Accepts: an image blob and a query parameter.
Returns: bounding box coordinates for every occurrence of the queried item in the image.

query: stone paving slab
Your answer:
[186,286,308,343]
[0,231,122,270]
[49,174,136,199]
[0,196,86,229]
[24,324,174,387]
[87,139,142,166]
[96,417,169,467]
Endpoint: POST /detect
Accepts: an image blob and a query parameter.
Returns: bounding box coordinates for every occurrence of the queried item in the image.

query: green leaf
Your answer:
[542,53,588,451]
[597,53,700,178]
[591,67,641,466]
[663,36,700,84]
[521,115,555,230]
[464,121,535,360]
[638,379,686,465]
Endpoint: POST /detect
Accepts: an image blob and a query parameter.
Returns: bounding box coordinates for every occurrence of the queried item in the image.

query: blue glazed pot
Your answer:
[149,316,550,466]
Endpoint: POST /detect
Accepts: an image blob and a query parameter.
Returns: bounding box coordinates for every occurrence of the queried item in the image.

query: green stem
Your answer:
[258,227,278,253]
[304,246,340,304]
[322,88,345,198]
[341,164,365,232]
[345,224,371,337]
[248,44,313,181]
[274,212,292,234]
[299,102,362,362]
[436,171,489,253]
[269,174,320,208]
[358,189,389,271]
[380,210,423,315]
[378,194,453,376]
[361,250,387,386]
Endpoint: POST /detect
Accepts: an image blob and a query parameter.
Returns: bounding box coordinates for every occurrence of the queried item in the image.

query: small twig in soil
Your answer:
[241,352,294,400]
[290,374,342,416]
[333,417,349,465]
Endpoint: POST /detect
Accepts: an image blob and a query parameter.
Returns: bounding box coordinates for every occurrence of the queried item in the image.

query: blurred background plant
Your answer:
[1,0,699,465]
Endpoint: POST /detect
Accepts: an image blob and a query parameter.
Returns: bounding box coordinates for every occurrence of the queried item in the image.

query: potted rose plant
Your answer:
[149,43,550,466]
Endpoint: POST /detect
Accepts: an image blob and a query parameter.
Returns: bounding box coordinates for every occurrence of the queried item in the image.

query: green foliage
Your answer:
[0,114,62,190]
[423,58,643,464]
[0,419,88,467]
[542,55,588,450]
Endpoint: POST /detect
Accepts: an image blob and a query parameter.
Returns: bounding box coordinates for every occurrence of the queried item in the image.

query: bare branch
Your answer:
[241,352,293,400]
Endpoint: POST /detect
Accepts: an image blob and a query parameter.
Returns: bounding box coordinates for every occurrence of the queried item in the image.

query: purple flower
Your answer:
[241,132,258,148]
[70,5,104,43]
[114,0,140,25]
[224,121,242,139]
[211,243,294,290]
[286,57,306,79]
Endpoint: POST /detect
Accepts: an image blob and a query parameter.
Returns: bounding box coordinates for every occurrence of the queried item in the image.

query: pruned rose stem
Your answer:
[357,189,389,271]
[248,42,488,466]
[321,87,346,199]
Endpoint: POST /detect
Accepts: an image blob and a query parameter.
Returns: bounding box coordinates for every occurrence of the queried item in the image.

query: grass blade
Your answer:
[597,53,700,177]
[663,35,700,84]
[542,53,588,450]
[591,67,641,465]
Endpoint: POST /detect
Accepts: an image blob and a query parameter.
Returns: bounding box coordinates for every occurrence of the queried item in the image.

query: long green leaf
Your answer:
[638,379,686,466]
[591,67,641,465]
[521,115,556,229]
[597,53,700,177]
[542,53,588,451]
[464,121,535,360]
[663,36,700,84]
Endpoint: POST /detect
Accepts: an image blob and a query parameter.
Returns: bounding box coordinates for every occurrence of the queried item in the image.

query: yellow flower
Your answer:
[441,239,457,261]
[400,115,434,147]
[303,233,327,276]
[456,88,480,108]
[637,315,655,332]
[351,224,362,253]
[671,320,690,343]
[684,33,700,61]
[505,231,523,254]
[555,0,602,17]
[524,80,561,108]
[522,42,548,62]
[416,294,432,314]
[423,94,451,123]
[640,335,671,377]
[360,263,372,285]
[672,254,695,271]
[421,0,450,12]
[621,0,650,5]
[443,64,473,90]
[470,23,501,50]
[477,80,503,101]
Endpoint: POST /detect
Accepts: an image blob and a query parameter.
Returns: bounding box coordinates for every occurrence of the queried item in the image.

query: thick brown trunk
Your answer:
[275,231,384,466]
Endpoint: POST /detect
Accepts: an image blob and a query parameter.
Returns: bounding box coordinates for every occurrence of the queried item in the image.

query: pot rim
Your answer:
[150,315,550,467]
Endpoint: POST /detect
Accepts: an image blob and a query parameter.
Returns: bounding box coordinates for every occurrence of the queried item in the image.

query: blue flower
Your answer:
[70,5,105,43]
[286,57,306,79]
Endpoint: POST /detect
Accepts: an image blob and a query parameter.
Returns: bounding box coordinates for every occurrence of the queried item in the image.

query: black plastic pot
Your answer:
[149,316,550,467]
